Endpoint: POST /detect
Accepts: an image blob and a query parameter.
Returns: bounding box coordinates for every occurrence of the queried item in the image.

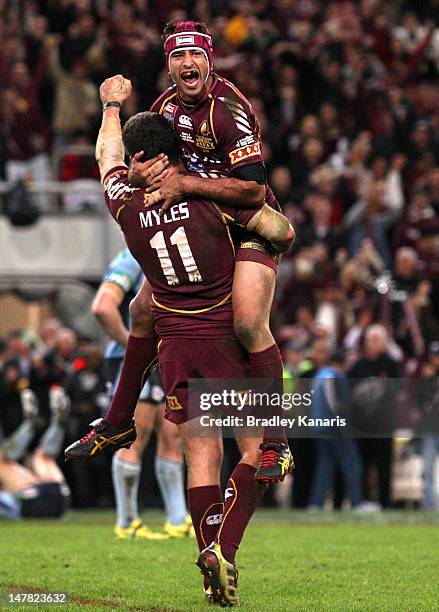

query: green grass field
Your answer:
[1,510,439,611]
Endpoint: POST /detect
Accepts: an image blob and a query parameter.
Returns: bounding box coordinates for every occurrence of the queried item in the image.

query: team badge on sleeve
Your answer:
[163,102,178,123]
[229,141,261,165]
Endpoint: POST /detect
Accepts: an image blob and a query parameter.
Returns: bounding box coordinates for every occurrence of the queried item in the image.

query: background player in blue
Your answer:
[92,248,192,539]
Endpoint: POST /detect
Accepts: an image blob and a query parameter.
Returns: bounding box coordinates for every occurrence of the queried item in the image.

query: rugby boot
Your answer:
[64,418,136,461]
[114,519,169,540]
[254,442,294,483]
[164,515,195,538]
[204,585,217,605]
[197,542,239,607]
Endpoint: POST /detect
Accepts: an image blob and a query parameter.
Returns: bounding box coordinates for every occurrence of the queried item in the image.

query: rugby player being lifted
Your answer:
[66,21,294,483]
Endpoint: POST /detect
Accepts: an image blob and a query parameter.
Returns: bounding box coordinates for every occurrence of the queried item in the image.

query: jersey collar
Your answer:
[177,74,219,110]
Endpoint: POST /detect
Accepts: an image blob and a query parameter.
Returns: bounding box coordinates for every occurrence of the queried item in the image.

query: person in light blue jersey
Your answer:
[92,248,192,539]
[308,349,379,513]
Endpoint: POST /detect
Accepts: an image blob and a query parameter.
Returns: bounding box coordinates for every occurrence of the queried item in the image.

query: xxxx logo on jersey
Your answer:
[229,141,261,165]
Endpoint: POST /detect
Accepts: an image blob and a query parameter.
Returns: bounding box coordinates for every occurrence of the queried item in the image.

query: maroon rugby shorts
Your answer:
[235,234,279,272]
[159,337,249,425]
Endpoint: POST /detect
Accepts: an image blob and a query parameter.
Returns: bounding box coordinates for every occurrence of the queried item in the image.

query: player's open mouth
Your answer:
[180,69,200,88]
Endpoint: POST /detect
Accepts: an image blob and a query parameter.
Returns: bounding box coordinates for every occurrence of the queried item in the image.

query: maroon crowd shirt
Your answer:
[150,75,277,208]
[103,165,261,338]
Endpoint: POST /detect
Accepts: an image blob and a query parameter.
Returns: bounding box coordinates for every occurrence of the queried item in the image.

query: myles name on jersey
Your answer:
[139,203,189,228]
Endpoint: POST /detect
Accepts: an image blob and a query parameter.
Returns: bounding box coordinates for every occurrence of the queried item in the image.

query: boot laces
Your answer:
[261,449,279,467]
[80,429,98,444]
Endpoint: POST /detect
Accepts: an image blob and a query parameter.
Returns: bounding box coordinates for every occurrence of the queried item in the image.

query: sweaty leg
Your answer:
[112,400,156,528]
[105,278,159,427]
[232,260,276,353]
[232,260,288,447]
[215,435,267,563]
[155,408,188,527]
[179,422,224,552]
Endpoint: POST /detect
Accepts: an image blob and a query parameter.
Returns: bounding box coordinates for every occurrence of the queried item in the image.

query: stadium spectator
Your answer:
[297,192,344,257]
[63,343,111,507]
[45,34,99,151]
[40,318,62,350]
[348,324,402,508]
[308,349,377,512]
[416,341,439,511]
[344,179,402,268]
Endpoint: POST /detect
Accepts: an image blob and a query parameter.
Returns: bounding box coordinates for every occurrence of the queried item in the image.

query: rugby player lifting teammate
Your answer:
[66,20,293,482]
[68,74,294,605]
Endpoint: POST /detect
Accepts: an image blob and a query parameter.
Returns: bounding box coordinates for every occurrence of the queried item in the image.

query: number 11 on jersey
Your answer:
[150,226,203,286]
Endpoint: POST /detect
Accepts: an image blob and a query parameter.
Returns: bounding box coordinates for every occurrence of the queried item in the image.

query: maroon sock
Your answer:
[105,335,158,427]
[216,463,267,563]
[248,344,287,445]
[188,485,224,552]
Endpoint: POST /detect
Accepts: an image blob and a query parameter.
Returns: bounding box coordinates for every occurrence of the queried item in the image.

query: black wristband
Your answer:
[103,101,122,111]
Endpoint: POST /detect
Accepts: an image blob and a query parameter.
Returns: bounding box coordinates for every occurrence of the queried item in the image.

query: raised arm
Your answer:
[246,204,295,254]
[95,75,132,182]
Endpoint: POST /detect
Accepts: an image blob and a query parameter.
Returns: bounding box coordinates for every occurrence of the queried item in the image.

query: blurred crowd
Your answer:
[0,0,438,510]
[0,0,438,357]
[1,318,439,512]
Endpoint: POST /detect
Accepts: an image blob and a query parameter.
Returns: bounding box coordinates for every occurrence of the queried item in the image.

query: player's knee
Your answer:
[187,441,223,471]
[136,423,151,445]
[233,312,268,349]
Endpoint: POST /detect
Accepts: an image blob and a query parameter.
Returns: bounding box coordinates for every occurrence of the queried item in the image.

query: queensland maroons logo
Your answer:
[196,120,215,150]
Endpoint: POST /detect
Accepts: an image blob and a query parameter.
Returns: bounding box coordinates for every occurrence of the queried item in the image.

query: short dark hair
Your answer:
[122,112,180,166]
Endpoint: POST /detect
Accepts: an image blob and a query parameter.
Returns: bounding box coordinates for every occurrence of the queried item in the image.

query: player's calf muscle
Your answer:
[237,437,263,468]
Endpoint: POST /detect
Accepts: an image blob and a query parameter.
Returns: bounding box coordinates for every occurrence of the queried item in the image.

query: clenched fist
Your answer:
[100,74,132,105]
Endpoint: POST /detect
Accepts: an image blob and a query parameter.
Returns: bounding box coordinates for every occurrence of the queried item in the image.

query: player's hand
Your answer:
[144,172,188,214]
[128,152,169,187]
[99,74,132,105]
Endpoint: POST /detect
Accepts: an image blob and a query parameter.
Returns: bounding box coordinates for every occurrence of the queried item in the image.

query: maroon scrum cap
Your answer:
[164,21,214,77]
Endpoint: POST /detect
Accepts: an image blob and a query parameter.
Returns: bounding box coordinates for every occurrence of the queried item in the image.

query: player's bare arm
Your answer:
[96,75,168,184]
[129,162,264,212]
[246,205,295,254]
[92,282,130,348]
[95,75,131,181]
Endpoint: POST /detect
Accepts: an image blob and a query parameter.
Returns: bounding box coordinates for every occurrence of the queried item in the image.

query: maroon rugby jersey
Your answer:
[103,165,260,338]
[150,75,277,208]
